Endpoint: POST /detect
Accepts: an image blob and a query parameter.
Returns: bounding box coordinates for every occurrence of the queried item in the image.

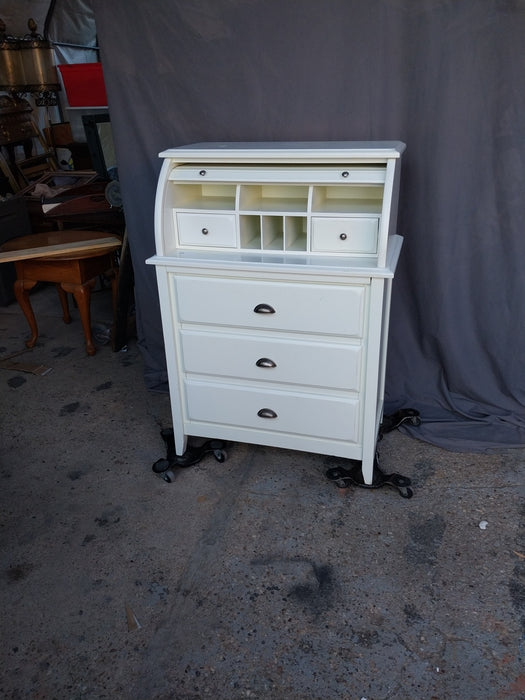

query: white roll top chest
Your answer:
[147,141,405,484]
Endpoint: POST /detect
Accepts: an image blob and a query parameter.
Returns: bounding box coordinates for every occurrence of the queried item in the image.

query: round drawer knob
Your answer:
[339,233,347,240]
[201,228,209,235]
[341,170,349,178]
[199,169,207,176]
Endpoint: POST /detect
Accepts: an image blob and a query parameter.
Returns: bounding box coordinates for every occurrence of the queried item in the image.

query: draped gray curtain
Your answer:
[92,0,525,452]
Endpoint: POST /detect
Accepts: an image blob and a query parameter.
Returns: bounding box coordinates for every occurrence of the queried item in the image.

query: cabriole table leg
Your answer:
[61,279,97,356]
[14,278,39,348]
[55,284,71,324]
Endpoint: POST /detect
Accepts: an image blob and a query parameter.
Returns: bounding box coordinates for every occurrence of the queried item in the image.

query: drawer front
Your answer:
[176,212,237,247]
[174,276,366,337]
[185,381,360,442]
[311,217,378,254]
[170,165,386,184]
[180,329,362,391]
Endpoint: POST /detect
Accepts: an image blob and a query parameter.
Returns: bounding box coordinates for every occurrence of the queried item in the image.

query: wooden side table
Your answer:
[0,230,121,355]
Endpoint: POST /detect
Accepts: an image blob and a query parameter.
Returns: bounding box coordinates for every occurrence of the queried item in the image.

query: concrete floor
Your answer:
[1,282,524,700]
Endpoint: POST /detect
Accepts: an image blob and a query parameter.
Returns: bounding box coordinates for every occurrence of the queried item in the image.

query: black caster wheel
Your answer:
[397,484,414,499]
[327,468,352,489]
[160,470,176,483]
[214,449,227,463]
[152,458,176,482]
[152,458,169,474]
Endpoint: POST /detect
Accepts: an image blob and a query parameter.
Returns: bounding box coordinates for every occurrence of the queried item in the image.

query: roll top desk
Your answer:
[147,142,406,488]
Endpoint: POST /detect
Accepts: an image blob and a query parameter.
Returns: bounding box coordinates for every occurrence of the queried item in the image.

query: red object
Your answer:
[58,63,108,107]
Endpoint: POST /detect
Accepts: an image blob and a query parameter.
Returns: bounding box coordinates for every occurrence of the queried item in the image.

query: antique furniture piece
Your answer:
[148,142,405,486]
[0,95,57,188]
[0,230,121,355]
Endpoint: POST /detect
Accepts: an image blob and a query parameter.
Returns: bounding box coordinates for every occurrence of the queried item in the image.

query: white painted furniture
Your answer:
[147,142,405,485]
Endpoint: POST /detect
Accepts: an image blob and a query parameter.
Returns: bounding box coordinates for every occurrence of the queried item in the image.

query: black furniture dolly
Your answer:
[152,429,228,483]
[325,408,421,498]
[152,408,420,498]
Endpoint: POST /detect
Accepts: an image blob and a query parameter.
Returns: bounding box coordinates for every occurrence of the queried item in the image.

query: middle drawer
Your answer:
[174,275,367,337]
[180,329,362,391]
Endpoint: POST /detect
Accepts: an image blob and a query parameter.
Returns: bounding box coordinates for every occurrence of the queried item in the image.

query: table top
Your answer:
[0,230,122,262]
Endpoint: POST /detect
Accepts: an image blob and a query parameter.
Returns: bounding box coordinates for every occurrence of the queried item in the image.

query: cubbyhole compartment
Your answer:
[261,216,284,250]
[311,184,383,214]
[239,184,309,212]
[284,216,307,251]
[239,215,262,249]
[171,183,237,210]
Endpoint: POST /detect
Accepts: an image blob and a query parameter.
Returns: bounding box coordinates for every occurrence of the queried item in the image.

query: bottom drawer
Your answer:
[185,381,359,443]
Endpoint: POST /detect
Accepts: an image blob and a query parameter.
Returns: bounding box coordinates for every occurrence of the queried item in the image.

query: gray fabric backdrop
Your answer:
[93,0,525,452]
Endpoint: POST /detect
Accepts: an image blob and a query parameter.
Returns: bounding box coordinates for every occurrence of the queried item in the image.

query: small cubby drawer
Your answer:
[180,329,362,391]
[311,217,378,254]
[185,380,360,443]
[176,212,236,247]
[174,276,366,337]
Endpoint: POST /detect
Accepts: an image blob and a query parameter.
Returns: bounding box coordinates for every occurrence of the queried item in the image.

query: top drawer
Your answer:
[173,275,367,337]
[169,165,386,185]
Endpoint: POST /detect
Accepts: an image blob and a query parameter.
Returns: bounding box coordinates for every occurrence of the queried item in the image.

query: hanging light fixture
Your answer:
[0,18,60,106]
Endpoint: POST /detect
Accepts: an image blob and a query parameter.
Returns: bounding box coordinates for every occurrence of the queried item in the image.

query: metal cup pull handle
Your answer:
[257,408,278,419]
[254,303,275,314]
[256,358,277,368]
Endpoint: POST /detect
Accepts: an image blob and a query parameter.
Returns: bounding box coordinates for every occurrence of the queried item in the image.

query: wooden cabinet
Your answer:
[147,142,405,484]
